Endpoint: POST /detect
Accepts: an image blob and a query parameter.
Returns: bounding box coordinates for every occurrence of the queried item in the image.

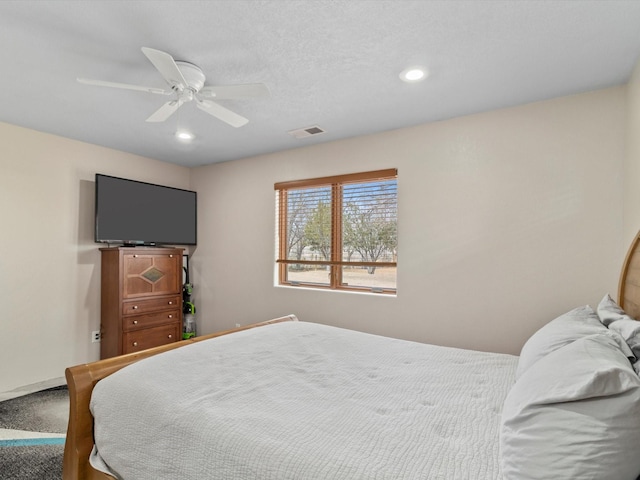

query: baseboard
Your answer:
[0,377,66,402]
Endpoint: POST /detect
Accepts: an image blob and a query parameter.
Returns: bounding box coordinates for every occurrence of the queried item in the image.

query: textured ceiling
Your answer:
[1,0,640,168]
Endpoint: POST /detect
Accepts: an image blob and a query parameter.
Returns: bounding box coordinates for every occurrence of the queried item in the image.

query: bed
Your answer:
[63,233,640,480]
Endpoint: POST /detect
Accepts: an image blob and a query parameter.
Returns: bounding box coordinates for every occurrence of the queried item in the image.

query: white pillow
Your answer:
[597,293,635,326]
[608,319,640,359]
[501,333,640,480]
[597,294,640,360]
[516,306,605,379]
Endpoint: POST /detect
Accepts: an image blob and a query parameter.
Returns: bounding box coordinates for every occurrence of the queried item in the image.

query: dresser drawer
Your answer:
[123,309,181,332]
[123,323,180,354]
[122,295,181,316]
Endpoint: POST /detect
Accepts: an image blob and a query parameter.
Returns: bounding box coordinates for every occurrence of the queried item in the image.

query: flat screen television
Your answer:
[95,174,197,246]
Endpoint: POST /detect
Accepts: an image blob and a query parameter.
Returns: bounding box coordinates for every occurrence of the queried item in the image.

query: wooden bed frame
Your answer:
[618,231,640,319]
[62,231,640,480]
[62,314,298,480]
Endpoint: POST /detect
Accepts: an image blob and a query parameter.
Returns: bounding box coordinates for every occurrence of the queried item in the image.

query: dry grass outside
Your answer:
[286,266,396,289]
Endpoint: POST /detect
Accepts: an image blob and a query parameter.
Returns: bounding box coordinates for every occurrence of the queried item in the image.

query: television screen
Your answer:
[95,174,197,246]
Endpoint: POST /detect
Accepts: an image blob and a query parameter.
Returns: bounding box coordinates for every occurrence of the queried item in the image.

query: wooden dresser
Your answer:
[100,246,183,359]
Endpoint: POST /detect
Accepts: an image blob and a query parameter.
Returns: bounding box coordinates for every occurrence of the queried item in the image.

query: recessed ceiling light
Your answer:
[400,67,427,83]
[176,130,194,142]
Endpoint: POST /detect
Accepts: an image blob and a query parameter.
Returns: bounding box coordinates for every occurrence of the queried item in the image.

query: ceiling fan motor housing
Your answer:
[175,61,206,92]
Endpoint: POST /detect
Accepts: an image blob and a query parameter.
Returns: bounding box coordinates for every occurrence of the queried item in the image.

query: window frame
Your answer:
[275,168,397,294]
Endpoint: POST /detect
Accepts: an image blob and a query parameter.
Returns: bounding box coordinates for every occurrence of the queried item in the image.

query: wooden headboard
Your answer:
[62,314,298,480]
[618,231,640,319]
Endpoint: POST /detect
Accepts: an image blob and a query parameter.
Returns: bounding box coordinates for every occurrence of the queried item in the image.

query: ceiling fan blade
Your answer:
[199,83,270,100]
[141,47,188,90]
[77,77,171,95]
[196,99,248,127]
[146,99,184,123]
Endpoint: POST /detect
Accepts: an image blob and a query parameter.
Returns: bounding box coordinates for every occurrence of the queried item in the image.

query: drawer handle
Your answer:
[168,315,173,319]
[133,254,138,258]
[169,254,173,258]
[133,320,138,325]
[132,306,138,310]
[168,301,173,305]
[168,334,172,339]
[133,342,138,347]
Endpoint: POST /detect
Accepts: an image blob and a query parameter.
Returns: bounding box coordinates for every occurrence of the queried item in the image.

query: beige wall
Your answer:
[0,122,190,395]
[191,87,627,356]
[624,60,640,247]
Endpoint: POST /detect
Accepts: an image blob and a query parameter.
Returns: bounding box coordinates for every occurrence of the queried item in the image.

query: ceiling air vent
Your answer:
[288,125,326,139]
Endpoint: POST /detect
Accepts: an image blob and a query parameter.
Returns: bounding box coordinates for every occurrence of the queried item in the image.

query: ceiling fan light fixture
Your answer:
[400,67,427,83]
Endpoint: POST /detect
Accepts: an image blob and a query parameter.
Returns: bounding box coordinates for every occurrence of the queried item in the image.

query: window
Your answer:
[275,169,397,294]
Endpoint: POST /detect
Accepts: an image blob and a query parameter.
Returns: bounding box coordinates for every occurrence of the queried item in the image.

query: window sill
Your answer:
[274,284,397,298]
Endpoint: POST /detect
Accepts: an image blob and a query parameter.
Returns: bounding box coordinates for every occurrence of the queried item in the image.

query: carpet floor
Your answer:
[0,386,68,480]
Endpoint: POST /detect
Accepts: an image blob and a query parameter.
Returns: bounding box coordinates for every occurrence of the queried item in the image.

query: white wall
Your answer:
[0,82,631,395]
[191,87,627,356]
[0,122,190,395]
[624,60,640,247]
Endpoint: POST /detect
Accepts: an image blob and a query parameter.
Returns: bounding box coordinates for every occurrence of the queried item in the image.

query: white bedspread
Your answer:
[90,321,517,480]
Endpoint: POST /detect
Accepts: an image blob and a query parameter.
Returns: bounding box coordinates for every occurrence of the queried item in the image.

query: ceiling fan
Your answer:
[77,47,269,128]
